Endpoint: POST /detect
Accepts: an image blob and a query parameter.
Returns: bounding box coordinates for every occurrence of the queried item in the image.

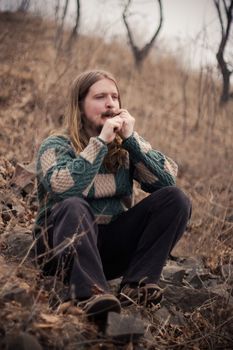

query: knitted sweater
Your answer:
[35,131,178,229]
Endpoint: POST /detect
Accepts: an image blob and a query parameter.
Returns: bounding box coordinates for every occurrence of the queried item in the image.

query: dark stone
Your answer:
[108,277,122,294]
[162,264,186,285]
[207,284,233,305]
[11,162,36,194]
[3,232,34,259]
[106,312,145,341]
[188,273,220,289]
[164,286,221,312]
[154,304,186,326]
[1,205,12,223]
[5,332,42,350]
[178,256,205,273]
[188,274,204,289]
[2,286,33,307]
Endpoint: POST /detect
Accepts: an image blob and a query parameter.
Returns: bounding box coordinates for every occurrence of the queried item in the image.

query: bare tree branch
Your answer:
[55,0,61,24]
[122,0,163,68]
[224,1,233,48]
[55,0,70,50]
[18,0,30,12]
[214,0,233,104]
[214,0,224,36]
[66,0,81,49]
[61,0,69,25]
[223,0,228,14]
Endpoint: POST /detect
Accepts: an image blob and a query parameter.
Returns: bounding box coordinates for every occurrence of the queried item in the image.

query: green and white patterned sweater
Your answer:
[35,131,178,229]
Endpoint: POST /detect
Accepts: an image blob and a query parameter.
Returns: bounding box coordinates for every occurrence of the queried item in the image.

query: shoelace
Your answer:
[121,284,163,306]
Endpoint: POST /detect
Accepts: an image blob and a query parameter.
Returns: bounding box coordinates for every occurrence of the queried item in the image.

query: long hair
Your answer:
[54,70,127,172]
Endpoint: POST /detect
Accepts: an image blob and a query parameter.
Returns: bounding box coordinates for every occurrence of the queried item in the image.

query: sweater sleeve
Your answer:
[36,135,108,200]
[122,132,178,192]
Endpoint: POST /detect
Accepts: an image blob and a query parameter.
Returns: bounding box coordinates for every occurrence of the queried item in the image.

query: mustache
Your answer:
[101,111,119,118]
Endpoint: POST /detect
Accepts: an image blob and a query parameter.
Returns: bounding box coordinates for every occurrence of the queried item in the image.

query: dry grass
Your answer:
[0,10,233,349]
[1,11,232,261]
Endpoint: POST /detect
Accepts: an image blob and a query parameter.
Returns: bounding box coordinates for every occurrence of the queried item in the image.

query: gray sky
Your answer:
[78,0,220,68]
[2,0,232,69]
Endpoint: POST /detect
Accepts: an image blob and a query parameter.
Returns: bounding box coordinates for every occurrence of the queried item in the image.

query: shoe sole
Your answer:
[84,294,121,321]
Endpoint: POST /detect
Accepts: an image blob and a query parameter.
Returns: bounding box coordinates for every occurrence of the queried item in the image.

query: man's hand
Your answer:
[99,116,124,144]
[117,109,135,140]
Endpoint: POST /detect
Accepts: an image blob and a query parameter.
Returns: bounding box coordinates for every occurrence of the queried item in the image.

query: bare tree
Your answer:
[55,0,81,51]
[55,0,61,24]
[55,0,70,49]
[122,0,163,68]
[213,0,233,104]
[67,0,81,49]
[18,0,30,12]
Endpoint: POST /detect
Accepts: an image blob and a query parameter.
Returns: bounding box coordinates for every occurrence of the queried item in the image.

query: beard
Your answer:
[96,124,103,134]
[82,117,103,137]
[82,110,117,137]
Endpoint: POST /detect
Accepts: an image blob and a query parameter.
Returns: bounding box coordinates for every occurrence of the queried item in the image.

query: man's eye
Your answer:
[112,95,119,100]
[96,95,104,99]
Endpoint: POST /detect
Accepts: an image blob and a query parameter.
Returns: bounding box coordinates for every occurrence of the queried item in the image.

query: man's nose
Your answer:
[105,95,115,108]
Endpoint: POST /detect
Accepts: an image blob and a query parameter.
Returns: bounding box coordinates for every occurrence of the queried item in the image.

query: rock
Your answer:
[187,274,204,289]
[162,263,186,285]
[154,304,186,326]
[5,332,42,350]
[164,286,221,313]
[177,256,206,272]
[2,232,34,259]
[2,285,33,307]
[106,312,145,341]
[207,284,233,305]
[188,272,220,289]
[12,203,25,221]
[154,305,171,323]
[108,277,122,294]
[1,204,12,223]
[11,162,35,194]
[165,256,222,290]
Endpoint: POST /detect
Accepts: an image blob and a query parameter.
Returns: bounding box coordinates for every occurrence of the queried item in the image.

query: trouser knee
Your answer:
[51,197,91,240]
[167,187,191,216]
[54,196,93,220]
[150,186,192,219]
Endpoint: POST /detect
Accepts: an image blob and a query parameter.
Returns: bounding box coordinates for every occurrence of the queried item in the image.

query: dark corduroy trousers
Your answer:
[35,186,191,300]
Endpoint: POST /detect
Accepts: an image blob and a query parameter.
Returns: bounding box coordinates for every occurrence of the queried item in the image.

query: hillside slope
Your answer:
[0,11,233,349]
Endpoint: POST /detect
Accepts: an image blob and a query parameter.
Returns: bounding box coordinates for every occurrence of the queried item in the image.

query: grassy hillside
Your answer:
[0,10,233,349]
[1,10,232,262]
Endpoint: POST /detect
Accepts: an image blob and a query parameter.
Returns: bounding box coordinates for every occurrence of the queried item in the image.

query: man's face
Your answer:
[82,78,120,135]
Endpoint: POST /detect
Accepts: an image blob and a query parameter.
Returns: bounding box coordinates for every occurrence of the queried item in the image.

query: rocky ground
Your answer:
[0,161,233,349]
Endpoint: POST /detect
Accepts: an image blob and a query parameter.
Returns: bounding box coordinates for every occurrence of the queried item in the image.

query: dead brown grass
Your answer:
[1,11,232,261]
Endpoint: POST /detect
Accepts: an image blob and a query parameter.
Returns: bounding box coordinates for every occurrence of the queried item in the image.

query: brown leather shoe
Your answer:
[119,283,163,307]
[80,293,121,322]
